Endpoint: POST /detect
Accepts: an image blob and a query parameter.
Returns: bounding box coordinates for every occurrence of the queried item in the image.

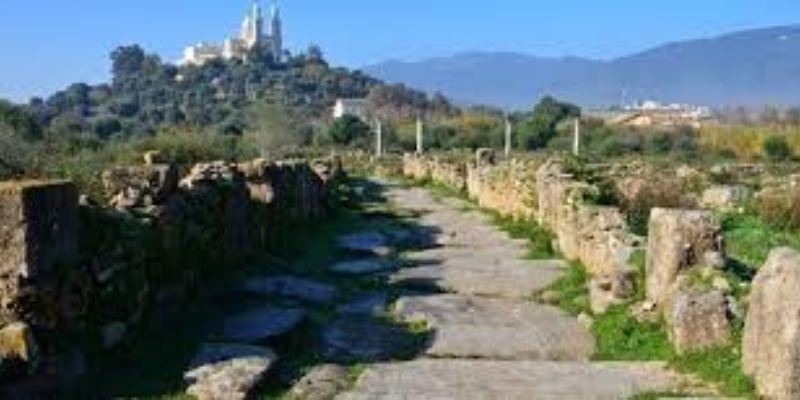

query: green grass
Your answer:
[592,306,673,361]
[725,212,800,269]
[669,345,755,397]
[541,261,591,316]
[485,210,557,259]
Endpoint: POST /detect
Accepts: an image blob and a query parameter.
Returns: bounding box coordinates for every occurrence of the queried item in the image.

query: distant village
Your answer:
[585,100,713,128]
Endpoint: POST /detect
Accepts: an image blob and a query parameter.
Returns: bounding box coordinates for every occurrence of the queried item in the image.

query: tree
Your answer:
[111,45,146,83]
[328,115,371,146]
[517,96,580,150]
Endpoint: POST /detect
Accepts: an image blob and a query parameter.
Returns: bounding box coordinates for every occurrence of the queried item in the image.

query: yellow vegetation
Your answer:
[698,124,800,159]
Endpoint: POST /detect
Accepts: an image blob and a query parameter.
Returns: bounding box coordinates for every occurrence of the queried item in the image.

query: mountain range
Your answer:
[363,25,800,110]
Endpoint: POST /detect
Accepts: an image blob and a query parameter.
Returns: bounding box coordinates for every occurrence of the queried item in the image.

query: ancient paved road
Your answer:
[337,183,697,400]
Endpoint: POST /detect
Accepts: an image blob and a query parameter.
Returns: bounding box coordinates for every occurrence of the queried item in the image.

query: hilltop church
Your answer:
[181,1,282,66]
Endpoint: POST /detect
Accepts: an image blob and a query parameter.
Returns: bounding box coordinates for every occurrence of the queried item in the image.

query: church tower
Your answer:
[241,1,263,49]
[268,2,283,60]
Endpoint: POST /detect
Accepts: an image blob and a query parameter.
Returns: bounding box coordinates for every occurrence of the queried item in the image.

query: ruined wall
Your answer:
[404,153,537,220]
[0,157,341,384]
[401,154,643,313]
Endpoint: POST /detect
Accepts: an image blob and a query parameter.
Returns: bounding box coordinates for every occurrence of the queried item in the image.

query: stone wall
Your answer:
[0,157,341,386]
[401,155,642,301]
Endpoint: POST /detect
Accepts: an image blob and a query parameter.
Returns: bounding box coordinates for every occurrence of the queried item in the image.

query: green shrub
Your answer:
[763,135,792,160]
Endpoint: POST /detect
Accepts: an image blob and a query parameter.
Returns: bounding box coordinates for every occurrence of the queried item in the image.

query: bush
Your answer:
[756,187,800,230]
[328,115,372,147]
[763,135,792,161]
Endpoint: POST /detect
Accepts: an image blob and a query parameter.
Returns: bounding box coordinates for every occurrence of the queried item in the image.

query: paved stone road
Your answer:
[338,184,699,400]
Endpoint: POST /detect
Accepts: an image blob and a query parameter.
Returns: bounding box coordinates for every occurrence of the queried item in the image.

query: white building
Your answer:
[182,1,282,66]
[333,99,369,120]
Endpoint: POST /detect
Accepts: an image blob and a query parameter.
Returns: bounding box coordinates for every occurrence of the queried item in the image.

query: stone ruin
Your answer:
[396,151,800,398]
[0,155,342,391]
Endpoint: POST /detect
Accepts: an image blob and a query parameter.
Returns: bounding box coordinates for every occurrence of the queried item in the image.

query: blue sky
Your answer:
[1,0,798,102]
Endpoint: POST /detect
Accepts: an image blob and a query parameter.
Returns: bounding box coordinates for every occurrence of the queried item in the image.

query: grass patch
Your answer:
[592,306,672,361]
[724,212,800,269]
[485,209,556,259]
[669,345,755,397]
[542,261,591,315]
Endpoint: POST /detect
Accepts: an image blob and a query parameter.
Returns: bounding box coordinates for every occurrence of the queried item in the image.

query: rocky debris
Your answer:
[289,364,349,400]
[321,316,419,362]
[0,181,79,327]
[184,343,277,400]
[337,359,698,400]
[743,247,800,400]
[667,289,731,353]
[223,307,307,343]
[180,161,244,190]
[589,271,636,314]
[646,208,725,306]
[241,275,339,305]
[103,164,179,209]
[336,292,389,316]
[336,231,390,255]
[329,258,393,275]
[142,150,165,165]
[0,322,38,376]
[395,294,594,360]
[701,185,751,210]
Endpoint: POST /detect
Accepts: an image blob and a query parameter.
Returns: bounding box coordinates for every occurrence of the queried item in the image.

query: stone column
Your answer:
[504,116,512,159]
[573,118,581,157]
[416,118,424,155]
[375,119,383,158]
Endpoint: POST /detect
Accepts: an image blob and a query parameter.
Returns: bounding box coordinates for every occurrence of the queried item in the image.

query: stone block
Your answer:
[667,288,731,353]
[646,208,724,305]
[743,247,800,399]
[0,181,78,324]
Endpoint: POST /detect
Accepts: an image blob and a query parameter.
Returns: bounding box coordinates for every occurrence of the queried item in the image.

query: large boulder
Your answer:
[743,247,800,399]
[646,208,724,305]
[666,288,731,353]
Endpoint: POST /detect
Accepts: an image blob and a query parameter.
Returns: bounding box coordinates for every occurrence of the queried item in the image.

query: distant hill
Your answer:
[363,25,800,109]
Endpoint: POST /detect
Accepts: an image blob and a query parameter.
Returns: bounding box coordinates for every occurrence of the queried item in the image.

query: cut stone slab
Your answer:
[241,275,339,305]
[337,292,389,316]
[290,364,349,400]
[184,343,277,400]
[322,316,421,362]
[391,258,566,299]
[330,258,393,275]
[336,231,390,255]
[336,359,702,400]
[395,294,594,360]
[223,307,307,343]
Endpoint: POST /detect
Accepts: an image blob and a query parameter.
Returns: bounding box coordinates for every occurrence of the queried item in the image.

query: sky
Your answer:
[1,0,799,102]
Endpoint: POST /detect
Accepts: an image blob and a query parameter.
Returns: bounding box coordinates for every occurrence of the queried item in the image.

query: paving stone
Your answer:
[241,275,339,305]
[222,307,307,343]
[336,231,390,255]
[395,294,594,360]
[322,316,421,362]
[337,292,389,316]
[184,343,276,400]
[329,258,393,275]
[290,364,349,400]
[336,359,701,400]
